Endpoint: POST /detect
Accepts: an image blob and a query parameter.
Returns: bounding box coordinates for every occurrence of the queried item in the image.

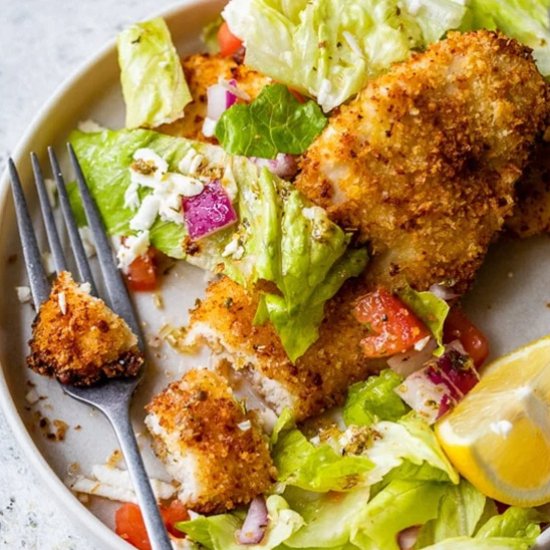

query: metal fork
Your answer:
[8,145,172,550]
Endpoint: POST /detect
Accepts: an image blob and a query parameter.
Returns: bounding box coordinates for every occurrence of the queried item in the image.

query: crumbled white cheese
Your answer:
[133,148,168,175]
[69,465,176,504]
[25,389,40,405]
[237,420,251,431]
[42,251,55,275]
[178,149,205,176]
[78,282,92,294]
[77,119,106,133]
[167,173,204,198]
[202,117,218,138]
[489,420,513,438]
[15,286,31,304]
[78,226,96,258]
[116,231,150,272]
[222,238,239,257]
[58,292,67,315]
[44,178,57,207]
[129,195,160,232]
[124,181,141,210]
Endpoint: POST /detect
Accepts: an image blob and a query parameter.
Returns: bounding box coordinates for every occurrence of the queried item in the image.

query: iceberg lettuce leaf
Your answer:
[118,18,191,129]
[272,427,374,492]
[284,486,371,548]
[415,480,487,547]
[350,480,447,550]
[176,495,304,550]
[343,369,408,427]
[222,0,466,112]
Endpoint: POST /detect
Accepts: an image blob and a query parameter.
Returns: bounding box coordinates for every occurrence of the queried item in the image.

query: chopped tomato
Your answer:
[217,22,243,57]
[115,501,189,550]
[444,307,489,367]
[354,288,430,358]
[162,500,189,538]
[115,503,151,550]
[126,248,157,292]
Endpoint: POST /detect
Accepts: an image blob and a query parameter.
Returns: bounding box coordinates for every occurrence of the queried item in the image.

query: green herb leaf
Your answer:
[215,84,327,159]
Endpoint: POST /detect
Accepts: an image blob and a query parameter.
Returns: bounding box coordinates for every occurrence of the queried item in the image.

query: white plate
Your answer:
[2,1,550,548]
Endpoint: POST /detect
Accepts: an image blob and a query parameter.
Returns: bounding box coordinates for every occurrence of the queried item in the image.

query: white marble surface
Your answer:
[0,1,182,548]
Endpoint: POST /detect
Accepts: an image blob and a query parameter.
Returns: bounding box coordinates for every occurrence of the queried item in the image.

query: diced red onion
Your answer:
[436,345,479,395]
[220,78,250,101]
[395,344,480,424]
[206,83,237,121]
[387,338,437,377]
[398,526,420,550]
[395,367,459,425]
[236,496,268,545]
[182,180,238,240]
[429,284,458,301]
[251,154,299,179]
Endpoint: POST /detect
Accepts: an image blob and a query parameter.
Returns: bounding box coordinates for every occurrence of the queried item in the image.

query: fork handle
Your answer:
[108,409,173,550]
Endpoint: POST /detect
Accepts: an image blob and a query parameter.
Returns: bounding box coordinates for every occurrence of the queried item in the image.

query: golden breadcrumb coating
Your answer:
[27,271,142,386]
[159,53,270,141]
[296,31,549,292]
[506,134,550,238]
[187,276,385,421]
[145,369,275,513]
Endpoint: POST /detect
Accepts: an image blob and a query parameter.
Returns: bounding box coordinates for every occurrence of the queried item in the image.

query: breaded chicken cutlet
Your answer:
[28,272,143,386]
[145,369,276,513]
[506,135,550,238]
[185,276,386,422]
[296,31,549,292]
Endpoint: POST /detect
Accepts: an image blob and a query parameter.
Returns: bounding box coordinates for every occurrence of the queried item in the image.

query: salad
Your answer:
[30,0,550,549]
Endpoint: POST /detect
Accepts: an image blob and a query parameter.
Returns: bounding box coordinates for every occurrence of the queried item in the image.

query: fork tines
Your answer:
[8,146,143,346]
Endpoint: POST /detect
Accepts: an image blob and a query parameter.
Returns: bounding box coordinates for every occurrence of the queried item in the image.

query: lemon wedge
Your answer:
[435,334,550,506]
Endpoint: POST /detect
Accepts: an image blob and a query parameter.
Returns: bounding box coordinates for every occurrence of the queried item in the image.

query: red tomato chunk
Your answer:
[354,288,430,358]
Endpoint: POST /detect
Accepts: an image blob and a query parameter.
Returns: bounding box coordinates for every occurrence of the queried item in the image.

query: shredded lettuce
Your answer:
[117,18,191,129]
[215,84,327,158]
[343,370,408,427]
[272,427,374,492]
[176,495,304,550]
[398,286,450,356]
[351,480,447,550]
[284,486,371,548]
[415,480,488,547]
[69,128,366,361]
[420,506,549,550]
[222,0,466,112]
[475,507,547,540]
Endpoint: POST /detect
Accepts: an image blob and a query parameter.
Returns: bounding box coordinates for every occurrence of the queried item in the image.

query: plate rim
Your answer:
[0,1,223,547]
